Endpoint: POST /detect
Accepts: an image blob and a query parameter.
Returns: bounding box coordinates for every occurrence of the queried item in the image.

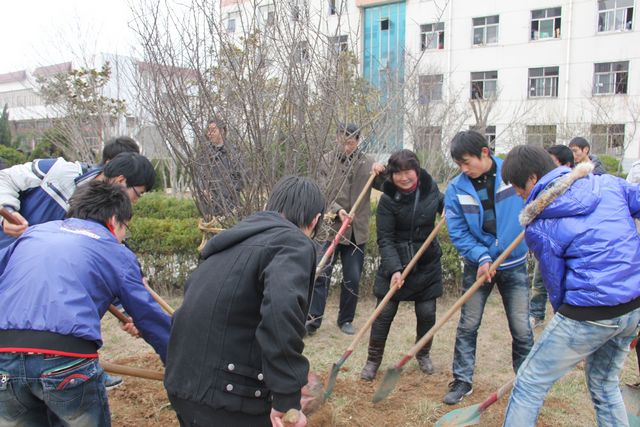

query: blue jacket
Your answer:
[0,218,171,362]
[0,158,99,249]
[522,166,640,311]
[444,156,527,269]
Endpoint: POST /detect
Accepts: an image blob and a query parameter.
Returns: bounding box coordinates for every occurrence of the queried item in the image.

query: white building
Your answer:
[221,0,640,167]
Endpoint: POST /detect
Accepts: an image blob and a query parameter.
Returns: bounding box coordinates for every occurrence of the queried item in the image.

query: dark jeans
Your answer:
[452,262,533,385]
[370,298,437,353]
[529,261,548,321]
[307,242,366,329]
[0,353,109,427]
[169,395,270,427]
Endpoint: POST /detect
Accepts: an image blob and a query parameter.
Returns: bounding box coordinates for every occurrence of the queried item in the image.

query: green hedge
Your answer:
[0,145,27,166]
[131,192,199,220]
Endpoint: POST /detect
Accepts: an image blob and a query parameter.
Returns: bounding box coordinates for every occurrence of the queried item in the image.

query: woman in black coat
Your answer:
[361,149,444,381]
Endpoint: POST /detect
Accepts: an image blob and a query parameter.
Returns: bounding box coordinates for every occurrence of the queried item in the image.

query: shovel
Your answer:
[315,173,377,276]
[323,214,446,399]
[101,360,164,381]
[372,231,525,403]
[434,378,514,426]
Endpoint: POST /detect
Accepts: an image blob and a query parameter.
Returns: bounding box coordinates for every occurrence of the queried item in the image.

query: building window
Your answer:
[415,126,442,152]
[226,11,240,33]
[470,125,496,151]
[528,66,559,98]
[470,71,498,99]
[295,41,310,63]
[381,17,390,31]
[328,35,348,54]
[531,7,562,40]
[472,15,499,46]
[258,4,276,28]
[126,117,138,129]
[591,124,625,155]
[420,22,445,50]
[526,125,556,148]
[328,0,338,15]
[598,0,634,32]
[593,61,629,95]
[418,74,443,103]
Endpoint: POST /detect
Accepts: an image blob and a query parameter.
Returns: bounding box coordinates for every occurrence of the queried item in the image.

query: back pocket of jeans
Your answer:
[0,370,27,420]
[41,358,98,404]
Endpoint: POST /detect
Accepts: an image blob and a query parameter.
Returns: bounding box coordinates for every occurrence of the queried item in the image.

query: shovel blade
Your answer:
[323,363,341,400]
[434,403,481,427]
[372,367,403,403]
[623,384,640,427]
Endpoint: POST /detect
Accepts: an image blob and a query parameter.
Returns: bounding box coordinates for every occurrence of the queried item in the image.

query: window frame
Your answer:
[470,70,498,100]
[526,125,557,148]
[530,7,562,40]
[472,15,499,46]
[528,66,560,98]
[598,0,634,32]
[593,61,629,95]
[418,74,444,103]
[420,22,445,51]
[590,123,626,155]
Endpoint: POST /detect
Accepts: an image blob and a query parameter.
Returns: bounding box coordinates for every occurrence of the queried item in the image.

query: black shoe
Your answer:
[305,324,317,336]
[416,355,434,375]
[339,322,355,335]
[443,380,473,405]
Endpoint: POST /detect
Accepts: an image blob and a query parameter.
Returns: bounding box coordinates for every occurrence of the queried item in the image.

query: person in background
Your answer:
[442,130,533,405]
[360,150,444,381]
[501,145,640,427]
[568,137,606,175]
[0,181,171,426]
[165,176,325,427]
[306,123,385,336]
[529,145,575,329]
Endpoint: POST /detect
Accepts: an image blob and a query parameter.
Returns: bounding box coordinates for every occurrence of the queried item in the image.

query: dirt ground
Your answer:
[101,293,639,426]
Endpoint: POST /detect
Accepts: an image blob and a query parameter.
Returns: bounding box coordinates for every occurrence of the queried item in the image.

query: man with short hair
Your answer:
[501,145,640,427]
[546,145,574,168]
[165,176,324,427]
[568,136,606,175]
[0,181,171,426]
[193,118,245,219]
[306,123,385,336]
[101,136,139,163]
[0,151,154,249]
[442,130,533,405]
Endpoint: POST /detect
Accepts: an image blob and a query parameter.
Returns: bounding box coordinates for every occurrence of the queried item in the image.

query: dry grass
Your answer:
[100,291,638,426]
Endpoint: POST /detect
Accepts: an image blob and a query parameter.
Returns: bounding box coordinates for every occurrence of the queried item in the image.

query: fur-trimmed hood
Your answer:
[519,162,594,226]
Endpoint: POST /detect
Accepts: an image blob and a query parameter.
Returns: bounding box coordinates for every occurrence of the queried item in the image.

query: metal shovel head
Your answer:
[323,362,341,400]
[372,366,403,403]
[622,384,640,427]
[434,403,481,427]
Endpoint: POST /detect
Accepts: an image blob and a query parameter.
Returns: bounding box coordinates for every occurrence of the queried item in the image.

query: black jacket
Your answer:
[164,212,316,415]
[374,169,444,302]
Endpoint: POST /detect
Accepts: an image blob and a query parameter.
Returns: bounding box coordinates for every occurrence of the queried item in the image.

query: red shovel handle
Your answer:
[0,208,21,225]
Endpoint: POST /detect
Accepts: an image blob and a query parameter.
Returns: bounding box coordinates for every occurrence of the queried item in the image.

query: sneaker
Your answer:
[443,380,473,405]
[104,373,123,391]
[339,322,355,335]
[529,317,544,329]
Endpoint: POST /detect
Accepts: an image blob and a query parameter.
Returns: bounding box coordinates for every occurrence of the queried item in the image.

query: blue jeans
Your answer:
[0,353,110,426]
[529,261,548,321]
[308,242,366,328]
[452,262,533,385]
[504,308,640,427]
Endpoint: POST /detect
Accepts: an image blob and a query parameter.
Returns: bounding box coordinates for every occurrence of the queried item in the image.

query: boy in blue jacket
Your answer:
[443,130,533,405]
[0,181,171,427]
[501,145,640,427]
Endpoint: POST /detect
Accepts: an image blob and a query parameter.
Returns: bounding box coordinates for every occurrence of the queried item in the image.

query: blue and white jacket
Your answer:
[444,156,527,270]
[0,218,171,362]
[520,164,640,310]
[0,158,100,249]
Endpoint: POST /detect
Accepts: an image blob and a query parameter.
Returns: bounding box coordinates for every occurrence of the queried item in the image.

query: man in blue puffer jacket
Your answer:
[442,130,533,405]
[501,145,640,427]
[0,181,171,427]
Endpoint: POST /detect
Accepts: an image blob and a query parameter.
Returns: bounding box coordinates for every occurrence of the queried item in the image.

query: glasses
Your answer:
[129,186,143,199]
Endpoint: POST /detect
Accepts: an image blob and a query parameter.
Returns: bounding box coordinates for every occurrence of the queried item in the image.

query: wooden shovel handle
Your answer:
[144,282,175,316]
[345,214,446,353]
[101,361,164,381]
[0,208,21,225]
[108,305,131,324]
[397,231,526,367]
